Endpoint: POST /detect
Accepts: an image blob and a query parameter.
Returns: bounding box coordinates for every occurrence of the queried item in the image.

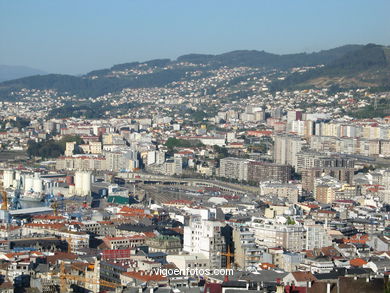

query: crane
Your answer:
[1,189,7,211]
[0,180,8,211]
[62,237,73,253]
[47,193,64,216]
[1,178,22,211]
[58,261,121,293]
[220,245,234,269]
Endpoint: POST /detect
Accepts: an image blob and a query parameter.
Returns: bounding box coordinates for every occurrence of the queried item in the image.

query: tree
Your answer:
[213,145,229,158]
[27,135,85,159]
[165,137,204,151]
[286,217,296,225]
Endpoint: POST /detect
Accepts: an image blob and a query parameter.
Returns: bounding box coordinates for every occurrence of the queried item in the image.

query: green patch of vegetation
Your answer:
[27,135,84,159]
[287,217,296,225]
[185,106,218,122]
[348,98,390,118]
[47,102,106,119]
[188,110,208,122]
[165,137,204,152]
[213,145,229,159]
[48,101,144,119]
[247,143,268,154]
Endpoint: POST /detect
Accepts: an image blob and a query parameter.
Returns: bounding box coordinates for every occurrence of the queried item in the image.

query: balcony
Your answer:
[241,237,256,242]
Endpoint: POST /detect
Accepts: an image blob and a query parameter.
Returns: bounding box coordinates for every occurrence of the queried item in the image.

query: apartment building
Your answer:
[219,157,248,181]
[273,135,306,169]
[259,183,300,203]
[219,157,291,183]
[55,155,107,171]
[232,227,264,270]
[247,161,291,184]
[144,236,182,254]
[250,218,306,252]
[296,151,355,173]
[183,216,225,269]
[304,224,332,250]
[302,167,355,192]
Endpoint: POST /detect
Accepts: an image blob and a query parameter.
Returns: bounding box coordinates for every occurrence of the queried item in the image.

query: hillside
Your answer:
[178,45,363,68]
[0,65,46,82]
[0,45,368,99]
[270,44,390,91]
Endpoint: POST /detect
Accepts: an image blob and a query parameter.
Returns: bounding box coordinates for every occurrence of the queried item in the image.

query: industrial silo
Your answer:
[74,171,91,196]
[24,175,34,192]
[33,173,43,193]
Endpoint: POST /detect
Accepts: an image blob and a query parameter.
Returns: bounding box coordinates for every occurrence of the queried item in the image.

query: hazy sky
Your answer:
[1,0,389,75]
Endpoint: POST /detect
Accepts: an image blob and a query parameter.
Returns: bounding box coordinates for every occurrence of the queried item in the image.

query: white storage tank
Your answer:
[74,171,91,196]
[82,172,91,196]
[33,177,43,193]
[24,175,34,192]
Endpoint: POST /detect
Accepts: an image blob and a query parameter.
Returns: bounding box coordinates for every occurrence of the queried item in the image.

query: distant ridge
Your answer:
[0,65,46,82]
[2,44,387,100]
[177,45,364,68]
[270,44,390,91]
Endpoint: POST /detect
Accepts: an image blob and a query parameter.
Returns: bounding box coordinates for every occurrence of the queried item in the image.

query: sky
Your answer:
[1,0,389,75]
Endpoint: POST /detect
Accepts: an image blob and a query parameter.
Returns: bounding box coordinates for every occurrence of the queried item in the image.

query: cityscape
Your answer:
[1,1,390,293]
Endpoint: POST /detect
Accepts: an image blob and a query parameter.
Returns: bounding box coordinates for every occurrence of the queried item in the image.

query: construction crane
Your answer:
[0,182,11,240]
[62,237,73,253]
[220,245,234,269]
[59,261,121,293]
[1,188,7,211]
[47,193,64,216]
[51,200,59,216]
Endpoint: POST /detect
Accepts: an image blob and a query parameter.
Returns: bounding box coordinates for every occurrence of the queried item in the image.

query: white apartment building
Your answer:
[304,224,332,250]
[219,157,248,181]
[273,135,306,169]
[183,216,225,269]
[250,217,306,252]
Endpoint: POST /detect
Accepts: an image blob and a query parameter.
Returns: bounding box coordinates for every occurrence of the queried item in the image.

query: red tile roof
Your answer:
[291,272,317,282]
[350,258,368,267]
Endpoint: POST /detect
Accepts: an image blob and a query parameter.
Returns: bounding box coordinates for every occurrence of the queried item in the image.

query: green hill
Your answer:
[0,44,370,99]
[270,44,390,91]
[178,45,363,68]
